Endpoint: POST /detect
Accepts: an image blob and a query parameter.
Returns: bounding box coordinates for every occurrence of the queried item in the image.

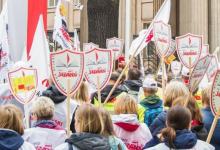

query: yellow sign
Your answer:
[12,75,36,94]
[165,55,176,65]
[59,5,68,16]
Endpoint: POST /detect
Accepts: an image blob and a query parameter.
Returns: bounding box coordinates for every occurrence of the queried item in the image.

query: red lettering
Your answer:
[216,91,220,98]
[124,141,143,150]
[58,71,77,77]
[157,37,167,43]
[183,51,197,56]
[193,73,202,78]
[35,145,53,150]
[2,95,15,100]
[89,67,106,74]
[59,27,70,42]
[52,119,63,126]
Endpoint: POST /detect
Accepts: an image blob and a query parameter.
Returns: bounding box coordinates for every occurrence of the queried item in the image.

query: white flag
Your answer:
[0,0,14,83]
[129,0,171,56]
[74,29,80,51]
[53,0,72,50]
[26,15,50,97]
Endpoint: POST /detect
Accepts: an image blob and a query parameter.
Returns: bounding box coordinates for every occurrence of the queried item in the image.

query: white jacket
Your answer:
[112,114,152,150]
[144,140,215,150]
[23,127,67,149]
[19,141,36,150]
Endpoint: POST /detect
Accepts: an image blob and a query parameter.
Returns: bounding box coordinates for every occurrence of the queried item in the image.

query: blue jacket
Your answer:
[149,110,167,136]
[202,107,220,149]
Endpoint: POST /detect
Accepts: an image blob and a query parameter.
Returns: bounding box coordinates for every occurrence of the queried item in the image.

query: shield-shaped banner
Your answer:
[165,39,176,58]
[84,48,113,90]
[210,70,220,117]
[153,20,171,58]
[188,55,212,92]
[201,44,209,58]
[176,33,203,68]
[171,61,182,77]
[50,49,85,95]
[7,67,38,104]
[106,37,123,60]
[83,42,99,52]
[206,55,219,82]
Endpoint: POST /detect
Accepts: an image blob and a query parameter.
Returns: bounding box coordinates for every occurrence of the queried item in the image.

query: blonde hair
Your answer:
[164,81,189,107]
[71,81,89,104]
[32,96,55,120]
[0,104,24,135]
[75,104,104,134]
[172,96,203,123]
[114,94,138,115]
[201,82,212,107]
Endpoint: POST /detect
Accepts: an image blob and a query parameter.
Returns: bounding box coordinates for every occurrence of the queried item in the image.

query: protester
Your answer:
[98,106,128,150]
[42,75,78,132]
[181,66,202,107]
[149,81,188,136]
[112,94,152,150]
[166,72,174,84]
[119,68,142,101]
[144,105,214,150]
[71,81,89,105]
[55,104,111,150]
[172,96,208,141]
[116,68,126,84]
[0,104,35,150]
[23,97,67,149]
[201,83,220,149]
[138,78,163,125]
[91,72,125,115]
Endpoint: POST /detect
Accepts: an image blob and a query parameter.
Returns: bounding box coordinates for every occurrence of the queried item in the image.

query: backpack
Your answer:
[140,100,163,126]
[122,84,139,102]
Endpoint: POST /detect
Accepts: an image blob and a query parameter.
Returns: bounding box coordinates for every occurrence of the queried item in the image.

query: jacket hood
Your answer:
[112,114,140,132]
[164,129,197,149]
[123,80,142,91]
[66,132,110,150]
[91,85,123,103]
[157,110,167,122]
[191,123,208,141]
[42,85,66,104]
[0,129,24,150]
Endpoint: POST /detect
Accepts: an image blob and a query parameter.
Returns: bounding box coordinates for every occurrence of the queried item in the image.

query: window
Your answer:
[48,0,58,8]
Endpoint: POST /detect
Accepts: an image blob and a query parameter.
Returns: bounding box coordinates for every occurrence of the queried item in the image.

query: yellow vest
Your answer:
[193,88,202,108]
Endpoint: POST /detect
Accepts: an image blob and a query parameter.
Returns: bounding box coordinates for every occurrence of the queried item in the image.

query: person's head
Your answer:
[181,66,190,82]
[32,97,55,122]
[143,78,158,97]
[161,105,192,149]
[127,68,141,80]
[114,94,138,115]
[164,81,189,107]
[167,72,174,84]
[146,68,153,72]
[0,104,24,135]
[108,72,121,86]
[98,106,116,139]
[201,82,212,108]
[156,75,162,84]
[116,68,126,83]
[172,96,203,123]
[121,62,127,69]
[75,104,104,134]
[71,81,89,104]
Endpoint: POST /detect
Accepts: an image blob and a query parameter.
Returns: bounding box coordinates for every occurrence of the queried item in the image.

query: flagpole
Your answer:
[125,0,131,63]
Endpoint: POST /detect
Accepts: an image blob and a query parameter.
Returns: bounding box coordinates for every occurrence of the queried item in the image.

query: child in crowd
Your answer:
[138,78,163,125]
[149,81,188,136]
[98,106,128,150]
[23,97,67,149]
[112,94,152,150]
[144,105,214,150]
[0,104,35,150]
[172,96,208,141]
[201,83,220,149]
[55,104,111,150]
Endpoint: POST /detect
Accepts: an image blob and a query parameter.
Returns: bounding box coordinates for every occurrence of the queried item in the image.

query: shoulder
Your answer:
[194,140,215,150]
[144,143,169,150]
[54,143,69,150]
[19,141,36,150]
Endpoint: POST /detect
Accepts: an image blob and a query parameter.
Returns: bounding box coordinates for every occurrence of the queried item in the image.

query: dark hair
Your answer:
[110,72,120,82]
[160,105,191,149]
[146,68,153,72]
[128,68,141,80]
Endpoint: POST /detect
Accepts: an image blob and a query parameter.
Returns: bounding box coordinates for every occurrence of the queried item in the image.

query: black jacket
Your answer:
[191,123,208,141]
[119,80,142,92]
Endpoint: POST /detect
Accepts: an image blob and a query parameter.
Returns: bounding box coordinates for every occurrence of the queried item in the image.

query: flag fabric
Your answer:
[0,0,14,83]
[53,0,72,50]
[26,15,50,97]
[74,29,80,51]
[129,0,171,56]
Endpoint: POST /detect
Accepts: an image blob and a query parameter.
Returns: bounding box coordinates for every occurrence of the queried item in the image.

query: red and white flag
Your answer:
[129,0,171,56]
[53,0,72,50]
[74,29,80,51]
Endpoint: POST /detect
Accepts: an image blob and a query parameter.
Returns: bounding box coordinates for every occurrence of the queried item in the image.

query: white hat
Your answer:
[181,66,189,77]
[143,78,157,88]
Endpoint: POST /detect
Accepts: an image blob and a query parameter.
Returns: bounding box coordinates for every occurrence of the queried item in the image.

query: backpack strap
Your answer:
[67,142,73,150]
[122,84,130,92]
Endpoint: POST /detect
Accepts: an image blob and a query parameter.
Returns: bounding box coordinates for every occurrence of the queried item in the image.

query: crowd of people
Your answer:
[0,66,219,150]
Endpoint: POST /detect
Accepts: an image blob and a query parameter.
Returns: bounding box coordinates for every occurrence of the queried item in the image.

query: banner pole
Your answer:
[97,76,101,106]
[154,59,162,80]
[25,91,29,129]
[162,44,165,111]
[67,79,70,137]
[184,79,197,107]
[103,46,140,105]
[54,35,57,52]
[113,52,116,71]
[206,105,220,143]
[189,57,192,76]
